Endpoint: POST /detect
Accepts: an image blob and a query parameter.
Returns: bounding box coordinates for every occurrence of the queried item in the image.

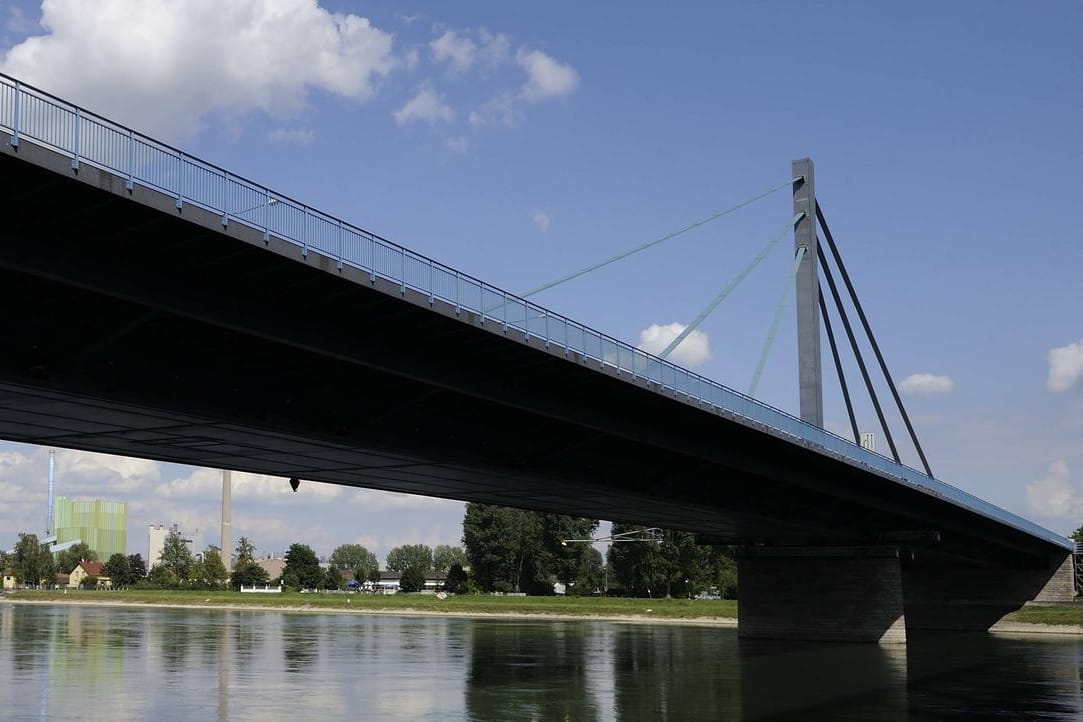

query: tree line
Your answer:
[460,504,738,598]
[5,505,740,599]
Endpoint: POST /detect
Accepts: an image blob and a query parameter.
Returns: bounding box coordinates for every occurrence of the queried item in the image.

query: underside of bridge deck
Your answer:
[0,129,1073,636]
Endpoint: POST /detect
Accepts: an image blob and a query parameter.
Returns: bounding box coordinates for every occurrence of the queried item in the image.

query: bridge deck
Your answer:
[0,73,1069,562]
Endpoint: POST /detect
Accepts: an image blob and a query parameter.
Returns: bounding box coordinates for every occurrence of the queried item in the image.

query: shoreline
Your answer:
[2,596,740,628]
[6,596,1083,636]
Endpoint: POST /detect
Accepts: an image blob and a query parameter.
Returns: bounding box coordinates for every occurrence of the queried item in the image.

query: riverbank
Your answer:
[1,590,740,627]
[5,591,1081,635]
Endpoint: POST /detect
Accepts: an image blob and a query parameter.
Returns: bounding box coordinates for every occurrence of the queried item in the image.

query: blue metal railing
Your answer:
[0,72,1069,550]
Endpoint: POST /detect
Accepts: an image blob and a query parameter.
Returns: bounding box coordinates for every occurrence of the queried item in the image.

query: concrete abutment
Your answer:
[737,547,1074,644]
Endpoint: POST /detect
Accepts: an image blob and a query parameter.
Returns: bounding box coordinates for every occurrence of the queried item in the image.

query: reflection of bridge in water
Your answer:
[0,73,1073,643]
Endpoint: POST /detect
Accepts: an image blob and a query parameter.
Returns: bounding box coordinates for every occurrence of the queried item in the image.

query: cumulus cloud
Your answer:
[1026,460,1083,519]
[430,29,476,72]
[531,209,551,232]
[393,85,455,125]
[0,0,396,138]
[267,127,315,144]
[637,322,712,368]
[1047,340,1083,393]
[517,48,579,102]
[899,373,955,395]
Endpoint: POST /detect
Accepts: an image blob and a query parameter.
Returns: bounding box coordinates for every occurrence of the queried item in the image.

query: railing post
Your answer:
[9,81,19,148]
[221,171,230,227]
[175,154,184,210]
[71,108,80,171]
[126,129,134,191]
[337,221,344,270]
[454,271,461,315]
[793,157,822,427]
[369,236,376,283]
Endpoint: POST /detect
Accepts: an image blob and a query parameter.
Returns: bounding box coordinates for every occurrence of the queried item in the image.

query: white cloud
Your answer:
[157,469,343,502]
[531,209,551,232]
[0,0,396,138]
[471,92,520,127]
[637,322,712,368]
[403,47,420,70]
[517,48,578,102]
[1047,340,1083,393]
[1026,460,1083,519]
[430,29,476,72]
[477,29,511,68]
[267,127,315,144]
[393,85,454,125]
[899,373,955,395]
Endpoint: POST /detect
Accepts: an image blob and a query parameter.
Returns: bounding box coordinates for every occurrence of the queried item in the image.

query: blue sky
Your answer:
[1,1,1081,561]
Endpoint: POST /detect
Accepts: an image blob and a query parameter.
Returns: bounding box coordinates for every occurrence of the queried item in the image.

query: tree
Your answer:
[330,544,377,573]
[13,533,56,588]
[56,542,97,575]
[569,547,605,596]
[399,565,426,593]
[104,553,131,588]
[146,564,178,589]
[607,524,667,598]
[159,530,193,579]
[386,544,433,574]
[201,549,229,589]
[323,564,343,590]
[127,554,147,582]
[282,543,321,590]
[445,563,469,594]
[1071,525,1083,544]
[231,561,270,591]
[235,537,256,565]
[433,545,467,575]
[462,504,598,594]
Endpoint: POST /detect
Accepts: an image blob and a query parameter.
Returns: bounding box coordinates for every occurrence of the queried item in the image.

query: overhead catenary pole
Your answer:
[221,469,232,570]
[792,159,823,427]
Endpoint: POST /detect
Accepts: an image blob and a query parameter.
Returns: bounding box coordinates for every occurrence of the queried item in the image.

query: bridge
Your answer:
[0,74,1073,643]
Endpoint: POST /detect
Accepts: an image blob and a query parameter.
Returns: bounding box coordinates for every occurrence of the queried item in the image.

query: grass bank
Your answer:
[1001,604,1083,627]
[4,589,738,622]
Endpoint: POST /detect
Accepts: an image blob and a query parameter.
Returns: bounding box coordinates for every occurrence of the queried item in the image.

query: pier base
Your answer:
[736,547,907,644]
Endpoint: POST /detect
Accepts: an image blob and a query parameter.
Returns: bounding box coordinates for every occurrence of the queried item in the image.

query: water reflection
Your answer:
[466,620,603,720]
[1,603,1082,720]
[613,625,740,720]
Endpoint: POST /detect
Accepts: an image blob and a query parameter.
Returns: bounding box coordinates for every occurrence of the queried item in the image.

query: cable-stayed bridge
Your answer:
[0,74,1073,643]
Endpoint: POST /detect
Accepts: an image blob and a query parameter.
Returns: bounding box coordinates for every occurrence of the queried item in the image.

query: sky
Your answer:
[1,1,1081,562]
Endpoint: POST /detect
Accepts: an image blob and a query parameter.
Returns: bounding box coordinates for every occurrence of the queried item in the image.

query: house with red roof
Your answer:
[68,560,111,589]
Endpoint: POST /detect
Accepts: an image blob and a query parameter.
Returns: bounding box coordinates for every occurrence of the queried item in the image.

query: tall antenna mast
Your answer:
[46,449,56,535]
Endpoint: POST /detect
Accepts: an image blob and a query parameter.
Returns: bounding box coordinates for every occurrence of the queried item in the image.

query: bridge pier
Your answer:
[736,547,908,644]
[901,552,1074,632]
[738,548,1075,644]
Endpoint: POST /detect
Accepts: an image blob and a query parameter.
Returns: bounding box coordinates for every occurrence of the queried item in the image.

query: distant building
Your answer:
[2,569,15,590]
[255,558,285,581]
[69,560,110,589]
[148,523,202,567]
[53,497,127,560]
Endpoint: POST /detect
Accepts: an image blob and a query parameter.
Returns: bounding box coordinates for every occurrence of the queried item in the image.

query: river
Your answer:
[1,603,1081,720]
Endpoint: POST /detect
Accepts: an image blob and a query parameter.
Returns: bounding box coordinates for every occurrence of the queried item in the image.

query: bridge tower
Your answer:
[792,158,823,427]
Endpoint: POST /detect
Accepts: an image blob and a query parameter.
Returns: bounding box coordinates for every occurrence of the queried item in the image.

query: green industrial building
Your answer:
[53,497,127,560]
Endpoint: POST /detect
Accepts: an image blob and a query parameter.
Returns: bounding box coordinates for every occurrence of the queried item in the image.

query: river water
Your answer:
[1,603,1081,720]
